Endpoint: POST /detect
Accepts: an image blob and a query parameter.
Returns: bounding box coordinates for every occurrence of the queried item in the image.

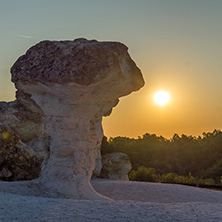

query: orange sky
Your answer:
[1,1,222,139]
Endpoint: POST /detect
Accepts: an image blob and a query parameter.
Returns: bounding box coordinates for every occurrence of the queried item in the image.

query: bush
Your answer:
[129,166,158,182]
[158,172,197,184]
[129,166,217,186]
[199,178,216,186]
[180,173,196,184]
[129,170,137,181]
[160,173,178,183]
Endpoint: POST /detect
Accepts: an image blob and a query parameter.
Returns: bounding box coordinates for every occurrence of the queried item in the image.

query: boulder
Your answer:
[0,123,41,181]
[0,93,45,158]
[11,38,144,199]
[101,152,132,180]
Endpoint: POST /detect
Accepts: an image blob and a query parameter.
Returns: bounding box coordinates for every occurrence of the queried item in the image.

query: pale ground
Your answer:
[0,178,222,222]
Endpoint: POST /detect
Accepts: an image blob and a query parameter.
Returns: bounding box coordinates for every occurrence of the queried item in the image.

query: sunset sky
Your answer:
[0,0,222,138]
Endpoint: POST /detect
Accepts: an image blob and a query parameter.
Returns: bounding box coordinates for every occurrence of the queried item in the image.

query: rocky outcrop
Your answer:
[11,38,144,199]
[0,91,45,158]
[0,97,44,181]
[0,99,103,178]
[100,153,132,180]
[0,123,41,181]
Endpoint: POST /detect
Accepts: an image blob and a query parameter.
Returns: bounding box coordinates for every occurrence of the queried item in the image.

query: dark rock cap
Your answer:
[11,38,144,86]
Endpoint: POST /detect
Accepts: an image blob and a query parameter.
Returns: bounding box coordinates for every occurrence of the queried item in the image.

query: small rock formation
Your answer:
[100,152,132,180]
[11,38,144,199]
[0,123,41,180]
[0,92,45,158]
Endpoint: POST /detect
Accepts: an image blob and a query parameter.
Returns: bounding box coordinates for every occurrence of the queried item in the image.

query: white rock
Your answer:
[101,152,132,180]
[11,38,144,199]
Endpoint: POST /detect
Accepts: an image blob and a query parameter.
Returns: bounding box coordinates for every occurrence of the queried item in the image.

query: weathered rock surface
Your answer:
[0,102,7,109]
[0,100,107,180]
[0,98,102,178]
[93,150,103,177]
[0,92,45,158]
[0,97,44,181]
[11,38,144,199]
[0,123,41,181]
[101,152,132,180]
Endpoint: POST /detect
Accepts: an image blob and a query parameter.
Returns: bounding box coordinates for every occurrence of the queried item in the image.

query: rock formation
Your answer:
[0,97,44,181]
[0,98,102,179]
[11,38,144,199]
[0,92,100,178]
[0,93,45,158]
[0,123,41,180]
[100,152,132,180]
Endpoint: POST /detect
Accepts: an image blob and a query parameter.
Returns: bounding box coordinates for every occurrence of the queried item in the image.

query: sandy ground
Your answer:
[0,178,222,222]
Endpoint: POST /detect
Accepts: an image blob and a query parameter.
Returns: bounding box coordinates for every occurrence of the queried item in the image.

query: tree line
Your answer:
[101,129,222,184]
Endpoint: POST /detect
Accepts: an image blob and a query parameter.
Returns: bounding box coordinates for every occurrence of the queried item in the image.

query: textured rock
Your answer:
[0,98,102,177]
[0,93,45,158]
[11,38,144,199]
[93,150,103,177]
[0,123,41,181]
[0,102,7,110]
[101,153,132,180]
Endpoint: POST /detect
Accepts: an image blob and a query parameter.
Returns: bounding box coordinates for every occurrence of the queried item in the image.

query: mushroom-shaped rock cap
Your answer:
[11,38,144,90]
[9,39,144,199]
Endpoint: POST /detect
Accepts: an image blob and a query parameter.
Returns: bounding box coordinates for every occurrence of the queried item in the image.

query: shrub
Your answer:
[129,166,158,182]
[129,170,136,181]
[182,173,196,184]
[129,166,217,186]
[199,178,216,186]
[160,173,178,183]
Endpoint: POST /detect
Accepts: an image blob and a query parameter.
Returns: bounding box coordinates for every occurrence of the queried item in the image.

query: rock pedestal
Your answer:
[11,38,144,199]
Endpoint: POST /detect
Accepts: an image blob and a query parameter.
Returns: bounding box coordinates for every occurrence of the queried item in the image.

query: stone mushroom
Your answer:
[11,38,144,199]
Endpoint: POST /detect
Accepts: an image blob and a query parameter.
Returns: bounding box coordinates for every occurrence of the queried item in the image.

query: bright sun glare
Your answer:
[154,90,170,106]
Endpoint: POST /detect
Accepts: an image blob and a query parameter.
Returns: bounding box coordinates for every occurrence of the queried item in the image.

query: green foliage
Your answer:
[160,173,179,184]
[100,136,113,155]
[101,129,222,183]
[129,166,157,182]
[160,173,197,184]
[129,168,216,186]
[128,170,137,181]
[198,178,215,186]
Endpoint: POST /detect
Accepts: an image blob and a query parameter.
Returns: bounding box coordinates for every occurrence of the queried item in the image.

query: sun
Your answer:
[154,90,170,106]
